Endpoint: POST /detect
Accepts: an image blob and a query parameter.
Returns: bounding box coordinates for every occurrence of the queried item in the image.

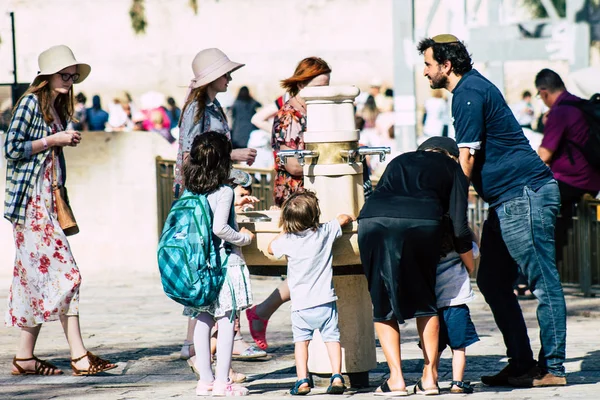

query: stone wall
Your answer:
[0,0,395,104]
[0,131,177,274]
[0,0,591,110]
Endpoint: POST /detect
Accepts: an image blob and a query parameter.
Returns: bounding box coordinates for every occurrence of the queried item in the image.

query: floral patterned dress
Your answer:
[271,103,307,207]
[5,124,81,328]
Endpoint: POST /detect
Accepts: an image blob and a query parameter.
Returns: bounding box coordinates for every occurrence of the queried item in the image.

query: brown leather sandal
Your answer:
[12,356,64,375]
[71,351,117,376]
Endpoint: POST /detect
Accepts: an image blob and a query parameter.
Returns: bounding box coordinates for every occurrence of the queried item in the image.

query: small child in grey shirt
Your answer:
[268,191,353,396]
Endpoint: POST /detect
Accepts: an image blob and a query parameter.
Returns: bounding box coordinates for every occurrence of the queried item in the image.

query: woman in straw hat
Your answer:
[173,48,257,199]
[174,48,264,389]
[3,45,116,376]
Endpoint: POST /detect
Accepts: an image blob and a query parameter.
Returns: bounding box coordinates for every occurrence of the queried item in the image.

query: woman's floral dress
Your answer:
[271,103,307,207]
[5,124,81,328]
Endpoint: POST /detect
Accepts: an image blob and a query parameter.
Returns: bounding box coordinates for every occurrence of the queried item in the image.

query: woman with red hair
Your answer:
[271,57,332,207]
[245,57,331,351]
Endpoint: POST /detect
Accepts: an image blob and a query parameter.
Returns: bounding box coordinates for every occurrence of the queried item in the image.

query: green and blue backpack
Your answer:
[157,189,226,308]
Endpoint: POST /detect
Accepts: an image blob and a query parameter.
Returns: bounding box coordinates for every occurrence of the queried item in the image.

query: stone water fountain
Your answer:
[238,86,390,386]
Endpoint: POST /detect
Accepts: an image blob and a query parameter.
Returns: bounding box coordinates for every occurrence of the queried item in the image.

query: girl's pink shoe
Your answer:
[246,306,269,350]
[196,380,213,396]
[212,379,249,396]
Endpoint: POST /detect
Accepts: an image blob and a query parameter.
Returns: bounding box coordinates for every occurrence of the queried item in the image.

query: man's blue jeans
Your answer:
[477,180,566,377]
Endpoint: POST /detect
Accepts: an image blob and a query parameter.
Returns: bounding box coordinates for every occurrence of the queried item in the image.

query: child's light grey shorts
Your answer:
[291,301,340,343]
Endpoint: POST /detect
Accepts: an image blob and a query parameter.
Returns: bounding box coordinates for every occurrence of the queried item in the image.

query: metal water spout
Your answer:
[277,149,319,166]
[340,147,391,165]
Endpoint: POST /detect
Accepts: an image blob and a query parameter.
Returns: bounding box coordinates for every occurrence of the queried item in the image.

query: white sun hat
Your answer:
[32,45,91,86]
[189,48,244,89]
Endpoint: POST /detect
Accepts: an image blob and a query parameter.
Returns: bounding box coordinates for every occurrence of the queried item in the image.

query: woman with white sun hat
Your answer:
[4,44,116,376]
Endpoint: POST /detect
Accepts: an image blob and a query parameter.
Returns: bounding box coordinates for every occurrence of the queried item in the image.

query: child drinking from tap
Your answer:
[268,190,353,395]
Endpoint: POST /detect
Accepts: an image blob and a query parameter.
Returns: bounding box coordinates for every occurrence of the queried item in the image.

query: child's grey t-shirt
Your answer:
[271,220,342,311]
[435,242,479,308]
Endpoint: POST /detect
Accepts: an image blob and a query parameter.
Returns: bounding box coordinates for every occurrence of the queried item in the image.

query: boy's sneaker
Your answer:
[450,380,474,394]
[508,368,567,388]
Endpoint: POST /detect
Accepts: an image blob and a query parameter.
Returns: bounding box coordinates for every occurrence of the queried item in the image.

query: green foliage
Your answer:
[190,0,198,15]
[129,0,218,34]
[521,0,567,18]
[130,0,147,34]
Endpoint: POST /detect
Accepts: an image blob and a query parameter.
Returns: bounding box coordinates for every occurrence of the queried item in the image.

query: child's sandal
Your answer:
[326,373,346,394]
[245,306,269,350]
[196,380,213,396]
[290,378,311,396]
[450,380,474,394]
[180,340,195,360]
[212,379,249,396]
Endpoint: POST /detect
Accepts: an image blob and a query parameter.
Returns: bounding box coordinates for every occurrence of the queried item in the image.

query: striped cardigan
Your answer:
[3,94,53,225]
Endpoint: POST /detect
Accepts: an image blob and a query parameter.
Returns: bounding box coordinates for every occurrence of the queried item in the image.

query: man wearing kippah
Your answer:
[417,35,567,388]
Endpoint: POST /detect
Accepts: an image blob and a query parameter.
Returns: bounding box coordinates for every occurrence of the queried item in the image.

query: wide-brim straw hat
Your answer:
[190,48,244,89]
[32,45,91,86]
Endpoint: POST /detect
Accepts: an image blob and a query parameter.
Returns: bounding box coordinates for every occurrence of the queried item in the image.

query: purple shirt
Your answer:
[542,91,600,191]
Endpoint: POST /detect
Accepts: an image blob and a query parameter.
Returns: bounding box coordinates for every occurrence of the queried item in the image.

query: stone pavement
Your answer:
[1,271,600,400]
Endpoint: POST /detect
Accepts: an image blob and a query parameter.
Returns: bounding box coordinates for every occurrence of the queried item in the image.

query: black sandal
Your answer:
[413,378,440,395]
[374,379,409,396]
[450,380,474,394]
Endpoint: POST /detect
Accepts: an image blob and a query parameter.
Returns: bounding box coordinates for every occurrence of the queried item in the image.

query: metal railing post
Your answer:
[579,197,592,297]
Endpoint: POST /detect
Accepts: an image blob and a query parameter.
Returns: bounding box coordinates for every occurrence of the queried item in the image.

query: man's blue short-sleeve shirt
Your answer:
[452,69,552,207]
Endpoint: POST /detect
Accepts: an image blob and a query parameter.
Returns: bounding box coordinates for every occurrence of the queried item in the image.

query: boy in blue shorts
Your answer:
[268,191,353,396]
[433,217,480,394]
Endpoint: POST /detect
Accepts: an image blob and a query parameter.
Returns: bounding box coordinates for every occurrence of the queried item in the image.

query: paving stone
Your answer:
[1,273,600,399]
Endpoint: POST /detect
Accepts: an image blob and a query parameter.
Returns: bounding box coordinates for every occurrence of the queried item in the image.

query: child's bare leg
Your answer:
[252,279,290,330]
[325,341,343,383]
[451,348,466,382]
[294,340,311,389]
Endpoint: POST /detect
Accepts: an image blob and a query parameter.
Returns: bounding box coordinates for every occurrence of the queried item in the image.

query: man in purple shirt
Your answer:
[536,68,600,282]
[536,68,600,207]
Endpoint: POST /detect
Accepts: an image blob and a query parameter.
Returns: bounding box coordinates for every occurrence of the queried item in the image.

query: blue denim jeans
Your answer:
[477,180,566,377]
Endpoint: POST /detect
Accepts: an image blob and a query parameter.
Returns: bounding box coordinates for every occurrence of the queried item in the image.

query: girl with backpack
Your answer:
[176,48,265,371]
[183,132,255,396]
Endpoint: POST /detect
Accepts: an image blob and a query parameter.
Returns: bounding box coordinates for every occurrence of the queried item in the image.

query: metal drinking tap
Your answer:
[277,149,319,166]
[339,147,391,165]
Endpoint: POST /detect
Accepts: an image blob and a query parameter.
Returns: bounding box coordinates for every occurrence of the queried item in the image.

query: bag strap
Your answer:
[51,148,58,190]
[195,197,215,266]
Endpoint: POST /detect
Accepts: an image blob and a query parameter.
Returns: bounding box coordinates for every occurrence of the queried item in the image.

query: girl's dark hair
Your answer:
[184,132,232,195]
[279,190,321,233]
[417,38,473,76]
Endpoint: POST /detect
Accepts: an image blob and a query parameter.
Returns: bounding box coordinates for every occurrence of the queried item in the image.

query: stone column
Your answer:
[300,86,377,387]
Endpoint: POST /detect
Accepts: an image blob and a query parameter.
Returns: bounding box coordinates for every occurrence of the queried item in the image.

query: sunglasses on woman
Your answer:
[58,73,80,82]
